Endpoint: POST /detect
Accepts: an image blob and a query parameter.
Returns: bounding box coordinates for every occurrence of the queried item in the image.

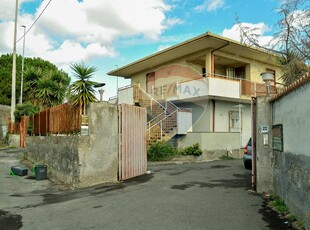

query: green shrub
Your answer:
[147,141,177,161]
[270,198,289,213]
[14,102,38,122]
[180,143,202,156]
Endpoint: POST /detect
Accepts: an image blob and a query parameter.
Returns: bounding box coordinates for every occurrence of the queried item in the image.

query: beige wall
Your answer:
[213,101,251,147]
[177,132,243,160]
[131,49,282,90]
[176,99,251,147]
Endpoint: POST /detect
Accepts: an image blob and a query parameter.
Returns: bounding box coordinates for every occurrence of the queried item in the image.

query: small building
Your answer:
[108,32,282,156]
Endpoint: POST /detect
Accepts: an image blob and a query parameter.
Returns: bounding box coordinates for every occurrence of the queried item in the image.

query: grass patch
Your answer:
[0,143,9,148]
[269,198,289,213]
[268,197,305,230]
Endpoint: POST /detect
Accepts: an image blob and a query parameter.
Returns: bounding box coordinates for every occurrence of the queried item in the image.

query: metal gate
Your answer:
[119,104,147,180]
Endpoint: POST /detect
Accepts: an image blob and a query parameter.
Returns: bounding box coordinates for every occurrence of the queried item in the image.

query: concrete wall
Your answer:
[25,102,119,188]
[178,132,242,160]
[255,96,274,194]
[118,87,134,105]
[0,105,10,140]
[271,81,310,229]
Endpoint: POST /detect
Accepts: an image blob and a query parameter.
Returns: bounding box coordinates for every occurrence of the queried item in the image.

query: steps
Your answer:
[134,85,179,145]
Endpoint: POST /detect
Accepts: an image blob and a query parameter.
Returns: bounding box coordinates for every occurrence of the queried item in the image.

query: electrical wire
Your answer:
[16,0,52,43]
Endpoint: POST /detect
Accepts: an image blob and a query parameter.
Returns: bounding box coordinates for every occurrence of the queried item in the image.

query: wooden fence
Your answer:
[30,103,81,135]
[8,103,81,136]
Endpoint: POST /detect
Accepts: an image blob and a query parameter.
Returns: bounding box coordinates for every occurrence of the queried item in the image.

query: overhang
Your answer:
[108,32,279,78]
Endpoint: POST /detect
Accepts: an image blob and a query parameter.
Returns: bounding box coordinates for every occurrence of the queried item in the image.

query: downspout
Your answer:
[251,97,257,189]
[210,41,230,75]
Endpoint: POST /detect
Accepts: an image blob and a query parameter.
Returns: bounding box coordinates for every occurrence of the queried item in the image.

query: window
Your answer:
[226,68,235,78]
[229,111,241,132]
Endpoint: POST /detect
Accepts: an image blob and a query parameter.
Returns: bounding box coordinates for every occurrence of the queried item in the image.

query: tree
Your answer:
[0,54,70,107]
[69,62,99,115]
[23,68,70,109]
[237,0,310,85]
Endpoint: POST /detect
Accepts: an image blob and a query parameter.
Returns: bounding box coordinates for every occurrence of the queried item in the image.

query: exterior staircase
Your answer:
[133,85,179,145]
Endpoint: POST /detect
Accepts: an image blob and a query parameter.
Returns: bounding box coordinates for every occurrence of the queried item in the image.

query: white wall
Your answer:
[214,101,251,147]
[118,87,134,105]
[177,110,192,134]
[273,82,310,156]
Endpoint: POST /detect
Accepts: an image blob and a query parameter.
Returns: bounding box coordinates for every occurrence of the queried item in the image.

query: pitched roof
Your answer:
[108,31,280,78]
[270,72,310,102]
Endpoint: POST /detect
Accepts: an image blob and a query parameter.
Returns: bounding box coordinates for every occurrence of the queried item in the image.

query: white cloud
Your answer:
[0,0,172,66]
[195,0,225,12]
[222,22,273,47]
[164,17,184,28]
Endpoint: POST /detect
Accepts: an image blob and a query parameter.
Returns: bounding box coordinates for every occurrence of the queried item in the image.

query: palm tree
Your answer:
[69,62,98,115]
[23,67,70,110]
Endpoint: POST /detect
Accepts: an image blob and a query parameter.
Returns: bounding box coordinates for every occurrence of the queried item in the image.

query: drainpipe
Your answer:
[251,97,257,189]
[210,41,230,75]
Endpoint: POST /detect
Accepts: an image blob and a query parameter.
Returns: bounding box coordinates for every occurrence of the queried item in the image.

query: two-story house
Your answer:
[108,32,282,156]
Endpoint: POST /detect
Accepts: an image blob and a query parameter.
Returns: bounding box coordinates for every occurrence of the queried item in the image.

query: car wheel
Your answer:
[244,162,252,170]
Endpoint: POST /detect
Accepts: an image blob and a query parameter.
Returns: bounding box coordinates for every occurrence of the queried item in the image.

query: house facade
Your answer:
[108,32,282,155]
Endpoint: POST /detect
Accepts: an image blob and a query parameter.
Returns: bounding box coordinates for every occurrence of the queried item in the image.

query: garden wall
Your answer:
[25,102,119,188]
[271,79,310,229]
[0,105,10,141]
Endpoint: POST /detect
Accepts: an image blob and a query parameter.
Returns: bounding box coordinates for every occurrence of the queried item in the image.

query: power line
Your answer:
[16,0,52,43]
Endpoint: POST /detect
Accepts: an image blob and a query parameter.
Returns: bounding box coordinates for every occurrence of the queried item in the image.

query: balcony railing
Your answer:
[112,74,278,105]
[146,74,277,100]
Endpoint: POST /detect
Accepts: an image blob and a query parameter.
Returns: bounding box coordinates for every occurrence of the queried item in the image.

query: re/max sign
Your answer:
[151,84,201,97]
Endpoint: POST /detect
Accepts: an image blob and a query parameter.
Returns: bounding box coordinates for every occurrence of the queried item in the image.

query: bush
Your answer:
[14,102,38,122]
[180,143,202,156]
[147,141,177,161]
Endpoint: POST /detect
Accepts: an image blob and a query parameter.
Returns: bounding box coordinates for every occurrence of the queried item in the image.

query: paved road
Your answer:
[0,150,284,230]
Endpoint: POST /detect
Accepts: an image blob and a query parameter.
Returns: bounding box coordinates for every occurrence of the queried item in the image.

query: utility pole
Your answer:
[19,25,26,104]
[11,0,19,123]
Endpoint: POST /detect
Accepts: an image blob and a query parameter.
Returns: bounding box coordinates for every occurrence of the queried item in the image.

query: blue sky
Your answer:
[0,0,282,100]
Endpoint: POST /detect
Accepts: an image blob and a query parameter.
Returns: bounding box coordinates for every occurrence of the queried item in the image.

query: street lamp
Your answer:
[19,25,26,104]
[94,83,106,101]
[260,72,274,96]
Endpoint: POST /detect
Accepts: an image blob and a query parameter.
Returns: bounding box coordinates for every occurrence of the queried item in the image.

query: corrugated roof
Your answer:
[270,72,310,102]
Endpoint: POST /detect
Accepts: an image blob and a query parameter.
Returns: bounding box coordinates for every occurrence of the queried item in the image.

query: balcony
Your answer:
[148,75,276,101]
[111,75,277,105]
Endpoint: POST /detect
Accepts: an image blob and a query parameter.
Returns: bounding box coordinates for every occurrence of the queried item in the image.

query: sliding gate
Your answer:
[119,104,147,180]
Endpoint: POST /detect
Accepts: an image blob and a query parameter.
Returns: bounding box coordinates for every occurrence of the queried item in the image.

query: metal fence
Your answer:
[119,104,147,180]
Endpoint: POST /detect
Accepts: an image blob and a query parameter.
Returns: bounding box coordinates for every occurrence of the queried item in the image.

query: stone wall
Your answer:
[273,152,310,229]
[271,81,310,229]
[25,102,119,188]
[26,136,81,185]
[255,96,274,194]
[0,105,10,140]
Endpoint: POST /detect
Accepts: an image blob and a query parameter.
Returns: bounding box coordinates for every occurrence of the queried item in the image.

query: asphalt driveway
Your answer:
[0,150,287,230]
